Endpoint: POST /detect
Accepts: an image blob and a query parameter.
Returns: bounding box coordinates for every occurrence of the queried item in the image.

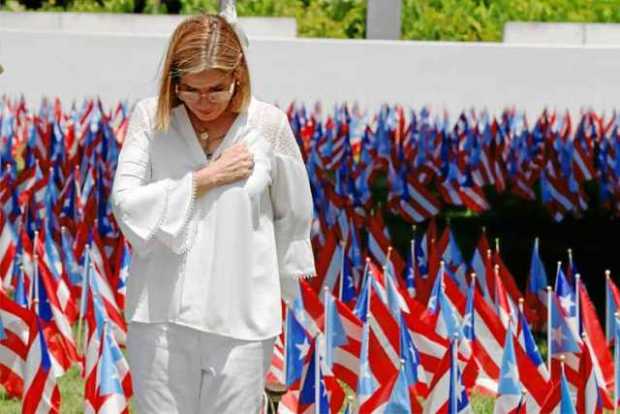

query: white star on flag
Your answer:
[321,379,328,398]
[427,295,437,311]
[551,326,564,347]
[462,312,473,331]
[408,344,417,363]
[296,338,310,361]
[502,361,518,386]
[559,294,574,314]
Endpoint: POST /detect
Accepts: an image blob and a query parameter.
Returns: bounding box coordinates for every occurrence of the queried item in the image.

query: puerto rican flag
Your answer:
[22,313,61,414]
[0,289,32,398]
[524,238,548,332]
[0,210,18,289]
[85,323,131,414]
[494,324,522,413]
[576,340,605,414]
[326,293,362,392]
[423,339,470,414]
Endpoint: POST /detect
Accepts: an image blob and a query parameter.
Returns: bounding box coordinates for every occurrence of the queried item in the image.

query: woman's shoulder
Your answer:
[124,97,159,143]
[248,97,287,132]
[132,96,158,125]
[248,97,301,160]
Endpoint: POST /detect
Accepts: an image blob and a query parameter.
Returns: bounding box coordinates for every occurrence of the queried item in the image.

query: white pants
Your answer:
[127,322,275,414]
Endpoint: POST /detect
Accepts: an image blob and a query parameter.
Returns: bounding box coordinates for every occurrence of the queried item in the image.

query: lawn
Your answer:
[0,371,496,414]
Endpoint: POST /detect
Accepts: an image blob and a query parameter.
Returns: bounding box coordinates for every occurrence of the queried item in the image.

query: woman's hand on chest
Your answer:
[193,142,254,197]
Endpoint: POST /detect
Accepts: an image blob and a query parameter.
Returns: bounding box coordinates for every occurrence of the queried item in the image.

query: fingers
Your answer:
[222,143,252,163]
[209,143,255,184]
[241,157,254,178]
[227,142,249,155]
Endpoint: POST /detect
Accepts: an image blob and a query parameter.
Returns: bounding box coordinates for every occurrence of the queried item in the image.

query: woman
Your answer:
[111,11,315,414]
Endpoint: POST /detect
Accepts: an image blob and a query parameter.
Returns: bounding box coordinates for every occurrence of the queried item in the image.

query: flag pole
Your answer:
[339,240,346,301]
[323,287,330,372]
[451,333,459,414]
[575,273,581,336]
[547,285,552,374]
[314,333,320,414]
[33,268,39,317]
[366,257,372,318]
[3,250,17,293]
[410,237,416,298]
[283,301,289,385]
[32,253,39,313]
[606,270,611,342]
[76,243,91,356]
[282,300,290,386]
[29,231,40,307]
[614,312,619,414]
[559,354,566,403]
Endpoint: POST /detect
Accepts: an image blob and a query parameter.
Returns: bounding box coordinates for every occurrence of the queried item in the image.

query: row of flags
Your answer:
[1,95,620,412]
[0,95,131,413]
[269,236,620,413]
[279,101,620,412]
[284,100,620,223]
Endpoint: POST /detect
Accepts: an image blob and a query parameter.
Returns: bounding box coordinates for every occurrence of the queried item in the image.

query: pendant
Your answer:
[199,130,209,142]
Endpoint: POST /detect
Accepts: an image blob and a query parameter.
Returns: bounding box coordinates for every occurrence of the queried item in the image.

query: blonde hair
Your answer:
[155,13,251,131]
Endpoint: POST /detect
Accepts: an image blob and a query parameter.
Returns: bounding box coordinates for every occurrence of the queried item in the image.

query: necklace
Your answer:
[188,110,230,150]
[198,130,210,143]
[197,129,225,161]
[198,130,225,146]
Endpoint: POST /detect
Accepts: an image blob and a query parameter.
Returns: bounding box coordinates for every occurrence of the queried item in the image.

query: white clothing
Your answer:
[126,322,274,414]
[111,96,316,340]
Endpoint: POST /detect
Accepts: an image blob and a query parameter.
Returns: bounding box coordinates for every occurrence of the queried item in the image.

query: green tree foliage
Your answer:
[401,0,620,41]
[2,0,620,40]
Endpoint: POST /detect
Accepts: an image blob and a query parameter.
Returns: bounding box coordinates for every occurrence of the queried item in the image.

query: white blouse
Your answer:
[111,96,316,340]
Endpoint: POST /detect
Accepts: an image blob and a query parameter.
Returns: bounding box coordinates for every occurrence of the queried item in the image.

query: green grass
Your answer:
[0,366,85,414]
[0,372,499,413]
[0,371,494,413]
[1,375,616,413]
[470,393,495,412]
[0,335,602,414]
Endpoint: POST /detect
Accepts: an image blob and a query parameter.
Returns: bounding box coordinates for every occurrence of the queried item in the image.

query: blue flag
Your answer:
[384,367,411,414]
[285,305,311,386]
[559,365,577,414]
[497,327,521,396]
[325,292,347,370]
[99,327,124,396]
[550,294,580,355]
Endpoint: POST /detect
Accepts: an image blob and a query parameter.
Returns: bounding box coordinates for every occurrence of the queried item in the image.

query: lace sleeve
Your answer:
[273,113,304,161]
[268,108,316,280]
[111,99,196,256]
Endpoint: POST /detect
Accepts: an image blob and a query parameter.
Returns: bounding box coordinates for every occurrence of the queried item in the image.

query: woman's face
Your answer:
[177,68,236,123]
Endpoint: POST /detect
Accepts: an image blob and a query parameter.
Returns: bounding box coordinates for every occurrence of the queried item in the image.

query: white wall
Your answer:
[504,22,620,45]
[1,27,619,119]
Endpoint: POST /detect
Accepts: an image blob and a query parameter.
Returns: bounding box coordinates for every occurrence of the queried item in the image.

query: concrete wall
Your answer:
[1,25,619,119]
[366,0,401,40]
[504,22,620,45]
[0,11,297,37]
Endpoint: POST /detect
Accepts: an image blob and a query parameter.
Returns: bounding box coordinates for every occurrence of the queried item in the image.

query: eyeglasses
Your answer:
[175,80,236,104]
